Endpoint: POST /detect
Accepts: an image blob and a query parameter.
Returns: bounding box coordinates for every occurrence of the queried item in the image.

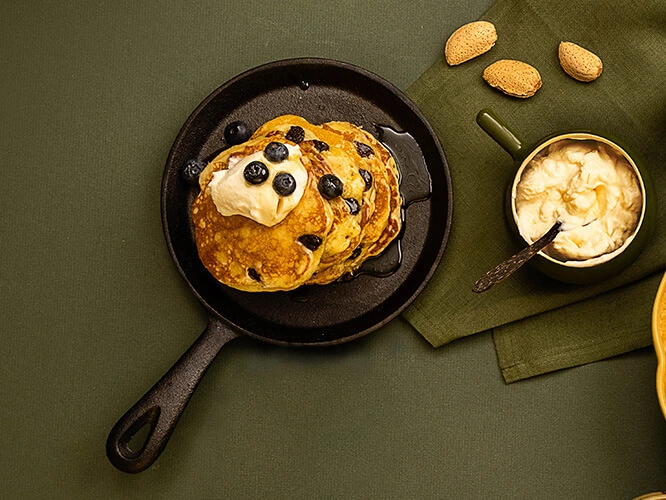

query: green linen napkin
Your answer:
[402,0,666,382]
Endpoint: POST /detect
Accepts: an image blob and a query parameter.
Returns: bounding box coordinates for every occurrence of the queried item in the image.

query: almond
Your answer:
[445,21,497,66]
[558,41,603,82]
[482,59,542,98]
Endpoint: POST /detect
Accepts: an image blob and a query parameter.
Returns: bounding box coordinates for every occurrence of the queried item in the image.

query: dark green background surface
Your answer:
[1,0,665,498]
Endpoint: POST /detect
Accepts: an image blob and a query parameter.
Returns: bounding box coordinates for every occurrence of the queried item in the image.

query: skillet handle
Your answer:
[106,316,240,473]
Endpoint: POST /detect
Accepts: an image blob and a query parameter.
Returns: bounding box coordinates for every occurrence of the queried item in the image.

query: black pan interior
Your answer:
[162,58,452,346]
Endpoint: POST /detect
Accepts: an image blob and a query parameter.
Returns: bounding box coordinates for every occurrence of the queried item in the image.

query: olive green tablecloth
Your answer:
[403,0,666,382]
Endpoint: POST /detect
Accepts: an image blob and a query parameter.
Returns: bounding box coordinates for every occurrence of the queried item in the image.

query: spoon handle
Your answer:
[473,221,562,293]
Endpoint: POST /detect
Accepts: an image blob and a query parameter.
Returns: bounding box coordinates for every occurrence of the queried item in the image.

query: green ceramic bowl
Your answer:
[476,108,657,284]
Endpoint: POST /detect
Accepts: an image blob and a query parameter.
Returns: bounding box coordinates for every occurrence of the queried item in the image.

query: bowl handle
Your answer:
[476,109,527,161]
[106,316,240,473]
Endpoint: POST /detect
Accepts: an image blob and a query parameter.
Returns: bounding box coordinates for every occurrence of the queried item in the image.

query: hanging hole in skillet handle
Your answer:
[120,406,160,459]
[106,317,240,473]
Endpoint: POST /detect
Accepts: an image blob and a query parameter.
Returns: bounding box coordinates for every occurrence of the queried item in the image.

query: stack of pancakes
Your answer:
[192,115,402,292]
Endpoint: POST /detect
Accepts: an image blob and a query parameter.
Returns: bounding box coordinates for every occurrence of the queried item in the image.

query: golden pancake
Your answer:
[192,115,402,291]
[319,122,402,275]
[251,116,372,279]
[192,135,333,292]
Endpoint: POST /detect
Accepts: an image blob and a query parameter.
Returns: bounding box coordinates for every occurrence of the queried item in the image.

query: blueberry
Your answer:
[354,141,374,158]
[248,268,261,282]
[182,158,206,183]
[224,121,251,145]
[298,234,322,251]
[348,245,363,260]
[359,168,373,191]
[344,198,360,215]
[273,172,297,196]
[285,126,305,144]
[318,174,343,200]
[264,142,289,163]
[312,140,329,152]
[243,161,269,185]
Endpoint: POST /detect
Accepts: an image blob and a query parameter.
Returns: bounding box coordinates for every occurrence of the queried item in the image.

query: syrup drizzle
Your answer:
[351,124,432,279]
[290,124,433,302]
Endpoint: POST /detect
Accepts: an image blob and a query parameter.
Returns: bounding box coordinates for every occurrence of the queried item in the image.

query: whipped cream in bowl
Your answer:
[477,108,656,284]
[511,134,647,268]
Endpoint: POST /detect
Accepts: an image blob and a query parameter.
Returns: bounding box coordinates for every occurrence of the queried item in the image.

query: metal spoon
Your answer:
[472,220,564,293]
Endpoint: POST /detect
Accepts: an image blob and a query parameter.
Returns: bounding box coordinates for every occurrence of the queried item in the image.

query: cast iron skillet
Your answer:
[106,58,452,473]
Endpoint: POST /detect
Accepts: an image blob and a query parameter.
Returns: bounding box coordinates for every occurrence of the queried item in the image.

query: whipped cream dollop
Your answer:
[514,139,642,261]
[209,144,308,227]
